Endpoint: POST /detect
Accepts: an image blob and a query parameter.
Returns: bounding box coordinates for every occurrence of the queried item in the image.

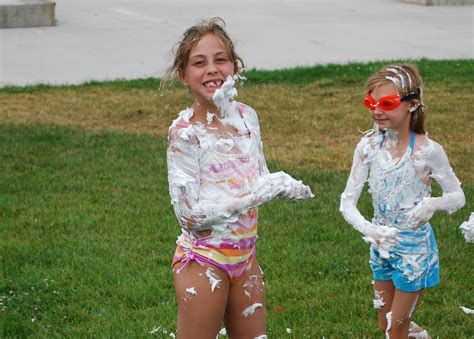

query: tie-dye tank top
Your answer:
[171,104,263,280]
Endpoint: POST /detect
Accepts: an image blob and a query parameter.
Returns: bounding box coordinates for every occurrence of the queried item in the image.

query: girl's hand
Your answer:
[360,222,399,259]
[282,180,314,201]
[252,172,285,203]
[262,171,314,201]
[406,197,436,227]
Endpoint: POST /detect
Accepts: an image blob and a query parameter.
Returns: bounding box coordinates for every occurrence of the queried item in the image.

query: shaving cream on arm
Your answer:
[340,136,399,258]
[407,140,465,226]
[210,74,313,204]
[167,75,314,234]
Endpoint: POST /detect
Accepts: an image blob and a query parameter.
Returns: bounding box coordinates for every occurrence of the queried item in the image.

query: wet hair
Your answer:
[164,17,244,84]
[365,64,427,134]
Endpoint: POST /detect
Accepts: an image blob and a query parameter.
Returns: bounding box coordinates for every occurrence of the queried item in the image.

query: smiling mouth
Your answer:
[203,80,223,88]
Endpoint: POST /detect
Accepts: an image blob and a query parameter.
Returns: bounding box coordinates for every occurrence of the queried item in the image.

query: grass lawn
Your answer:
[1,59,473,337]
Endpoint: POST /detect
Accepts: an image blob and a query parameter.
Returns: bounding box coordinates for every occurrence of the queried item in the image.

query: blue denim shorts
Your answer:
[370,225,440,292]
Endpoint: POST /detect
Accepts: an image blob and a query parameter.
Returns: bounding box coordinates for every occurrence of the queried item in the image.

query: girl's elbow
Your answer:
[339,201,352,222]
[446,190,466,214]
[339,192,353,214]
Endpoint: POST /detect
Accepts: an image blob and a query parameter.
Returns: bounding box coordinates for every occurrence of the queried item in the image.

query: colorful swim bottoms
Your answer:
[370,225,440,292]
[172,216,258,283]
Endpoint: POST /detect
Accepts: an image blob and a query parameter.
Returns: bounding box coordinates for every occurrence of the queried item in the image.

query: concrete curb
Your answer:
[0,0,55,29]
[399,0,473,5]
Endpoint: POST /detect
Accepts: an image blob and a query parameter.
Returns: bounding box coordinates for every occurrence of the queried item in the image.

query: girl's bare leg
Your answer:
[173,261,230,339]
[386,288,424,339]
[374,280,395,332]
[224,259,266,338]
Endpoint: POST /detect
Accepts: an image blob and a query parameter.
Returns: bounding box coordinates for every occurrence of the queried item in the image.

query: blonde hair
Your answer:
[164,17,244,85]
[365,64,427,134]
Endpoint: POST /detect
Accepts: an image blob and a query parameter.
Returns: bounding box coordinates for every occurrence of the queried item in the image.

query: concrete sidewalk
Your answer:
[0,0,472,87]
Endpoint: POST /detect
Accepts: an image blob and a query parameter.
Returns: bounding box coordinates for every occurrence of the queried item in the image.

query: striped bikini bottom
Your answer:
[172,229,257,283]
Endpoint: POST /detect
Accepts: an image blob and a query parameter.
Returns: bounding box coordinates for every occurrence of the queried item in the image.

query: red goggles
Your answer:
[363,93,418,111]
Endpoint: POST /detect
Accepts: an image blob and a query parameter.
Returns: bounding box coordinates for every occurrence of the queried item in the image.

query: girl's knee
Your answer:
[385,312,411,336]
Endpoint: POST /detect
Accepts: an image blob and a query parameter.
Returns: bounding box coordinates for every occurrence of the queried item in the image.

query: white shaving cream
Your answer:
[149,326,161,334]
[373,290,385,309]
[386,66,413,91]
[211,75,248,135]
[168,76,313,248]
[205,267,221,292]
[408,294,419,318]
[243,274,264,294]
[340,130,464,285]
[206,112,215,125]
[385,311,392,338]
[408,331,428,338]
[385,76,400,87]
[408,321,429,338]
[459,213,474,243]
[185,287,197,296]
[241,303,263,317]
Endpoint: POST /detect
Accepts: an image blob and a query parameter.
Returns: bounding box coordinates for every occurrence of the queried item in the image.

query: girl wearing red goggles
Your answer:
[363,93,419,111]
[341,64,465,338]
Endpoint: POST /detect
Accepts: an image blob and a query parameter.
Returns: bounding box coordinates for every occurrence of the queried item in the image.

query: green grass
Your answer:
[1,124,472,337]
[1,60,473,337]
[1,125,176,337]
[1,59,472,93]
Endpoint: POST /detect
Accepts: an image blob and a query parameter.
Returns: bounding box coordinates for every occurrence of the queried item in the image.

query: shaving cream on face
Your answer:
[212,75,238,118]
[168,76,314,244]
[168,76,315,320]
[211,75,249,135]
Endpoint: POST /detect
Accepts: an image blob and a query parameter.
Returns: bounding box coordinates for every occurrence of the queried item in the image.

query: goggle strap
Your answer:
[401,93,420,102]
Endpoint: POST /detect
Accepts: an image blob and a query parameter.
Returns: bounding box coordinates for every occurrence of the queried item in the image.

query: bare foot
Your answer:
[408,321,431,339]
